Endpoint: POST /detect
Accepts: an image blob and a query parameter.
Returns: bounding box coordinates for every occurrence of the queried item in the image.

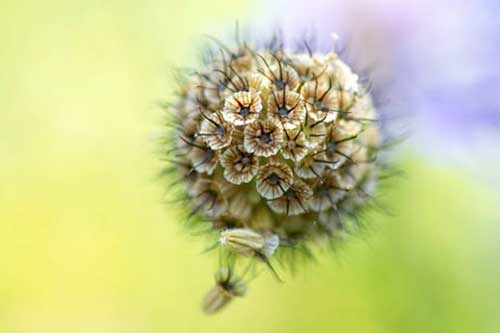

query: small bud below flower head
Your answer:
[220,228,264,256]
[219,228,280,259]
[202,285,234,315]
[202,267,246,315]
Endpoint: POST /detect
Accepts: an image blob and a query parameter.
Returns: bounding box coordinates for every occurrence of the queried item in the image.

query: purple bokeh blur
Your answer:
[257,0,500,168]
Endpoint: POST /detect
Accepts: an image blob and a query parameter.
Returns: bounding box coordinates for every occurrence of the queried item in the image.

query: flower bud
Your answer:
[202,268,246,315]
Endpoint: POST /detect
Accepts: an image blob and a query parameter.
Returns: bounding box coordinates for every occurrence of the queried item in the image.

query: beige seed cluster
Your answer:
[170,45,381,244]
[166,41,385,313]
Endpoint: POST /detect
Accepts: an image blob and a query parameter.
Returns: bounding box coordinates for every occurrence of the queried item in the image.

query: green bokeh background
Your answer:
[1,1,499,332]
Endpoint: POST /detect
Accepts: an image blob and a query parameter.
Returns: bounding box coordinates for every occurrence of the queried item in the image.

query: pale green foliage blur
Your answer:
[1,1,499,332]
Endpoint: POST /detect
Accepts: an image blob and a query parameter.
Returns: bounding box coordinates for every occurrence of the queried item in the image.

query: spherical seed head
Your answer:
[166,35,384,266]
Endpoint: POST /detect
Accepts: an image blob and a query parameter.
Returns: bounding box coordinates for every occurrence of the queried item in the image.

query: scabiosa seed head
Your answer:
[163,30,389,314]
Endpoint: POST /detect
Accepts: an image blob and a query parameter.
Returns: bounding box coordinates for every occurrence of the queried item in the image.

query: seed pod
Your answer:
[222,91,262,126]
[198,111,234,150]
[302,77,340,123]
[262,63,300,91]
[244,118,284,157]
[256,162,294,199]
[267,90,305,130]
[220,146,259,184]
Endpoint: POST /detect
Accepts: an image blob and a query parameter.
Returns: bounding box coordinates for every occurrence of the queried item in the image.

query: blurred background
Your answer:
[1,0,499,332]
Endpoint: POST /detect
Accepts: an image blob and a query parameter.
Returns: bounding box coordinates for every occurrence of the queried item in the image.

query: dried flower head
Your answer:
[163,30,391,313]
